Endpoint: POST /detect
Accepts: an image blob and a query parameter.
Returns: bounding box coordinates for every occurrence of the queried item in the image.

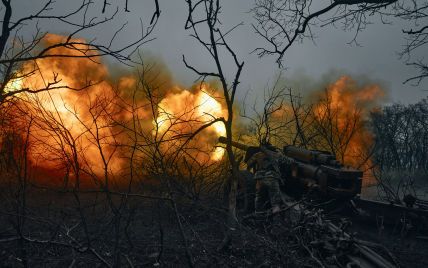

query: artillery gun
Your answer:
[218,136,362,199]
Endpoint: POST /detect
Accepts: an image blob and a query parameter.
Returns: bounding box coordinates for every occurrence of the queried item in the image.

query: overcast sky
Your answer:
[13,0,428,104]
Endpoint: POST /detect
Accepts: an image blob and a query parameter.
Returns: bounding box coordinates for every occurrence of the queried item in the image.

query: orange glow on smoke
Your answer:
[155,85,227,161]
[4,34,227,183]
[313,76,384,185]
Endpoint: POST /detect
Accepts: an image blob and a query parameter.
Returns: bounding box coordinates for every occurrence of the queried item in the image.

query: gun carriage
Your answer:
[218,136,362,199]
[219,137,428,267]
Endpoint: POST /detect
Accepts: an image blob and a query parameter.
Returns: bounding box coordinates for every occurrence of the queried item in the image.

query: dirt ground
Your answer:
[347,217,428,268]
[0,186,427,267]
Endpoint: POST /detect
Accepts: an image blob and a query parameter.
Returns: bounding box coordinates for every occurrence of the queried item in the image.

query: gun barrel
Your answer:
[284,145,340,167]
[283,146,313,163]
[218,136,249,151]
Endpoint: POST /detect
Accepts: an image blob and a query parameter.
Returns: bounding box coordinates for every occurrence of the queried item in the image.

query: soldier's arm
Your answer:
[276,151,294,165]
[247,152,263,171]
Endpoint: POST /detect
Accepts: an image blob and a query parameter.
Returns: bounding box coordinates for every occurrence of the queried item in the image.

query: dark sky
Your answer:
[13,0,428,104]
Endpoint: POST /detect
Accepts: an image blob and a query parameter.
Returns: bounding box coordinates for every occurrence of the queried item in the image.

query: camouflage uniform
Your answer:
[247,149,289,213]
[240,169,256,214]
[254,169,282,212]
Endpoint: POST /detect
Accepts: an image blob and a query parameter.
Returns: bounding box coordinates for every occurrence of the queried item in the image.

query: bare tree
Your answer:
[183,0,244,249]
[394,1,428,84]
[310,88,362,164]
[0,111,33,266]
[287,88,315,147]
[102,0,160,18]
[251,0,396,66]
[0,62,204,266]
[241,75,294,146]
[371,98,428,201]
[0,0,158,104]
[251,0,428,83]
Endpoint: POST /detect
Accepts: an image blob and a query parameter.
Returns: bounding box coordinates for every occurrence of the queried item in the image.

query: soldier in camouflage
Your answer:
[246,144,292,214]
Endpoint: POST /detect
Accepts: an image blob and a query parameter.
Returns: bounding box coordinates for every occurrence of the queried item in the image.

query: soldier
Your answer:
[246,143,288,215]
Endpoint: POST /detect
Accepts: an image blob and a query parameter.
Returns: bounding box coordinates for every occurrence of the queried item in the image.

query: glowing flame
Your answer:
[197,90,226,160]
[156,86,226,161]
[4,77,24,94]
[1,34,227,184]
[313,76,385,185]
[265,75,385,186]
